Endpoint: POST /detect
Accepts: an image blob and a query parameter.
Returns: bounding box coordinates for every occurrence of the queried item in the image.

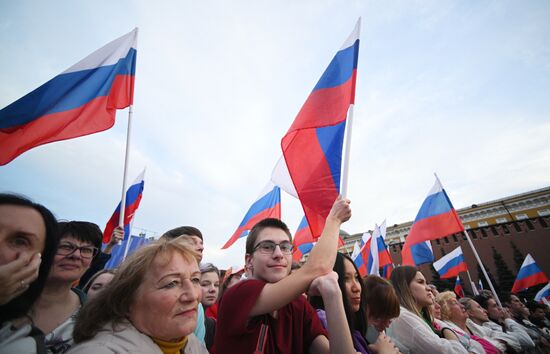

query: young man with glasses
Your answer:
[213,197,358,354]
[30,221,102,354]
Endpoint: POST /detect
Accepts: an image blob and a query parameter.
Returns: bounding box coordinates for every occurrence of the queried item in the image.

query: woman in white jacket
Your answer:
[386,266,468,354]
[68,239,208,354]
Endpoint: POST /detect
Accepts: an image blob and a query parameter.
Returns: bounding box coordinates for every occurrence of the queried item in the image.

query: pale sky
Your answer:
[1,1,549,268]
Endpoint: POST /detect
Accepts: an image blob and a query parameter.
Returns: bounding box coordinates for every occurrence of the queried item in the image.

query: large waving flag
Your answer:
[433,246,468,279]
[512,254,549,293]
[454,276,465,298]
[222,182,281,249]
[0,28,138,165]
[272,20,360,239]
[103,168,145,243]
[401,240,434,266]
[401,177,464,266]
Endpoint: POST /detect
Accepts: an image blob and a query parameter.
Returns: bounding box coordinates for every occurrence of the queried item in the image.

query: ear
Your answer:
[245,254,253,272]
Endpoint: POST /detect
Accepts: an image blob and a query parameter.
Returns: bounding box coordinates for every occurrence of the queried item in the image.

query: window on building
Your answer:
[513,222,522,232]
[470,230,478,239]
[444,237,449,244]
[502,224,510,234]
[525,220,535,230]
[491,226,499,237]
[540,218,548,228]
[480,229,488,238]
[538,209,550,217]
[478,221,489,227]
[452,234,458,242]
[515,214,528,220]
[496,217,508,224]
[435,239,441,245]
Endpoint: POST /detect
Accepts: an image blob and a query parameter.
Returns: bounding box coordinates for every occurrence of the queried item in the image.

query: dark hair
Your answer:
[364,275,400,320]
[161,226,203,240]
[245,218,291,254]
[473,294,492,310]
[310,252,368,336]
[73,239,198,342]
[58,221,102,250]
[82,269,117,294]
[0,193,59,322]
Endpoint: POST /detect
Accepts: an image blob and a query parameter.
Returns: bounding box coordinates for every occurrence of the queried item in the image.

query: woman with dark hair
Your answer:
[386,265,468,354]
[30,221,102,353]
[82,269,116,301]
[0,193,59,352]
[310,252,401,354]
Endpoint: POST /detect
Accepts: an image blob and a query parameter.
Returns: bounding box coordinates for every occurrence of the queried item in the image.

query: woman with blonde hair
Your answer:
[386,266,468,354]
[68,239,207,354]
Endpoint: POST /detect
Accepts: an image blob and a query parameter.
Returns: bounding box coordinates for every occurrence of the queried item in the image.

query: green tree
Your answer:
[510,241,524,273]
[492,246,516,301]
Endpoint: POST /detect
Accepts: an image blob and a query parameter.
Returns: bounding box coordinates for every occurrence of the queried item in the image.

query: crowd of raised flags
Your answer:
[2,18,549,320]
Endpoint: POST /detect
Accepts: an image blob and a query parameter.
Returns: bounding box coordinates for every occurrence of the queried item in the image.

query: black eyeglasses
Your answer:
[253,241,293,255]
[57,242,98,259]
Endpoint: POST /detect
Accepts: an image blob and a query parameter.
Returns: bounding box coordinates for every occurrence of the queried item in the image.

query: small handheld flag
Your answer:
[512,254,549,293]
[454,276,465,298]
[535,283,550,304]
[103,168,145,243]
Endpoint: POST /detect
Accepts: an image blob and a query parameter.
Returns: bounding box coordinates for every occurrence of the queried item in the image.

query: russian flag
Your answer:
[371,221,393,272]
[454,276,465,298]
[276,20,360,239]
[222,182,281,249]
[292,215,343,261]
[433,246,468,279]
[381,264,394,279]
[512,254,549,293]
[354,232,372,277]
[535,283,550,304]
[104,235,151,268]
[0,28,138,165]
[292,242,315,262]
[401,240,434,266]
[103,169,145,243]
[401,177,464,266]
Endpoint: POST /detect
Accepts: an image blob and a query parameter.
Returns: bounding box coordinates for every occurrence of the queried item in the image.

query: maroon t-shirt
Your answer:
[212,279,328,354]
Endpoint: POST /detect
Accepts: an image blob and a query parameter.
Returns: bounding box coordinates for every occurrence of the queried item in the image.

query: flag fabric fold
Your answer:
[274,19,360,239]
[433,246,468,279]
[0,28,138,165]
[512,254,549,293]
[103,168,145,243]
[222,182,281,249]
[401,177,464,266]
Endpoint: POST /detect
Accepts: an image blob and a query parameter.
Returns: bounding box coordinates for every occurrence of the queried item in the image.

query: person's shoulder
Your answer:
[224,279,266,298]
[185,334,209,354]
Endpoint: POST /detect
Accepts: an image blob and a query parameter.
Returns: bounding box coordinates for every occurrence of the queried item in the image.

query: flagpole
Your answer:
[465,269,478,295]
[463,230,502,307]
[118,105,134,233]
[341,104,354,198]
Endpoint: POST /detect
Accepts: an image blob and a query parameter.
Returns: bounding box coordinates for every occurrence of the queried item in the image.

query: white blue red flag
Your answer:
[291,215,343,261]
[454,276,465,298]
[433,246,468,279]
[103,168,145,243]
[512,254,549,293]
[401,177,464,266]
[0,28,138,165]
[222,182,281,249]
[273,20,360,239]
[354,231,372,277]
[535,282,550,304]
[369,221,393,276]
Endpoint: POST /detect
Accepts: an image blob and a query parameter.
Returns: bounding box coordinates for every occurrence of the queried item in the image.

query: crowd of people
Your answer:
[1,193,549,354]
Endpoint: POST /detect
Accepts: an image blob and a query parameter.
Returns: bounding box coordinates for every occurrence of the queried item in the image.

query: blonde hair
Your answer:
[73,239,198,343]
[436,291,456,321]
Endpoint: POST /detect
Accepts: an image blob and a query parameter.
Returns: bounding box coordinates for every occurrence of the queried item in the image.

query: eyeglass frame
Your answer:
[56,241,98,259]
[252,240,294,255]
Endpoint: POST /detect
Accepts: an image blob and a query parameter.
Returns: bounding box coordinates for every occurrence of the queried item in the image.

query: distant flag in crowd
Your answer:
[293,242,315,262]
[433,246,468,279]
[222,182,281,249]
[454,276,465,298]
[351,240,361,260]
[372,221,393,274]
[103,168,145,243]
[478,279,484,291]
[535,283,550,304]
[354,232,372,277]
[0,28,138,165]
[511,254,549,293]
[401,177,464,266]
[381,264,394,279]
[292,215,343,261]
[104,235,150,268]
[272,20,360,239]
